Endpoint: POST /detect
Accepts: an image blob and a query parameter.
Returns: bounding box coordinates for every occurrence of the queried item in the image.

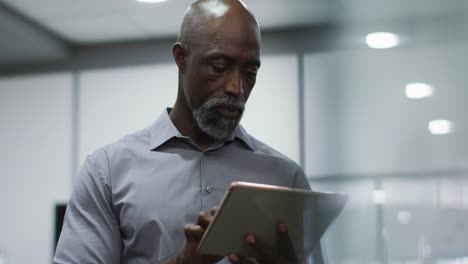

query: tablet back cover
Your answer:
[198,182,348,259]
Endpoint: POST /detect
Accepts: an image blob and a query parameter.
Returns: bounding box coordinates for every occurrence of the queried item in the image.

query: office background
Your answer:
[1,0,467,263]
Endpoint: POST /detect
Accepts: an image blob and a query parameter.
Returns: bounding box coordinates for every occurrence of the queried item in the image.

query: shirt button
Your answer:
[205,185,213,193]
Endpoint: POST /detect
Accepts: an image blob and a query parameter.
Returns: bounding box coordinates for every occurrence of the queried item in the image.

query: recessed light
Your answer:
[366,32,399,49]
[405,83,434,99]
[397,211,412,225]
[428,119,453,135]
[136,0,168,3]
[373,190,386,204]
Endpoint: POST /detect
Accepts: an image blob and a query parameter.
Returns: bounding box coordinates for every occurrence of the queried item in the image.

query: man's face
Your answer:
[182,15,261,140]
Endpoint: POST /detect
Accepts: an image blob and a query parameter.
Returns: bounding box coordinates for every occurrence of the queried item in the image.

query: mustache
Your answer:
[203,96,245,112]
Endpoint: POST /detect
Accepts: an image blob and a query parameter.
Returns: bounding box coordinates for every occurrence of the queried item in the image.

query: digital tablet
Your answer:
[198,181,348,260]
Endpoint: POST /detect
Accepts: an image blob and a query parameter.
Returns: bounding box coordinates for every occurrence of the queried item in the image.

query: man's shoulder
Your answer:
[242,129,300,169]
[240,130,309,189]
[110,125,152,151]
[87,125,153,167]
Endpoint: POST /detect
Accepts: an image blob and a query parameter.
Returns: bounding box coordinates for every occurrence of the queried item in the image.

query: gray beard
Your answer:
[192,96,245,140]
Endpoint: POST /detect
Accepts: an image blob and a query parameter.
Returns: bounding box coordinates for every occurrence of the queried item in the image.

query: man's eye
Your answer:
[244,69,257,78]
[248,70,257,77]
[212,64,227,73]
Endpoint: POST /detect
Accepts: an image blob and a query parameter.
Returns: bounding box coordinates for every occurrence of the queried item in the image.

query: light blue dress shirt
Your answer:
[54,109,322,263]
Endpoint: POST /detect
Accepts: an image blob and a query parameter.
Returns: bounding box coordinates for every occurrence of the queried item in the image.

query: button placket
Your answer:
[202,151,214,195]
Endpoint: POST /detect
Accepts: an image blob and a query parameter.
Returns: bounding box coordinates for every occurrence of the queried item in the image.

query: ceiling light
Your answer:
[405,83,434,99]
[428,120,453,135]
[366,32,399,49]
[373,190,386,204]
[136,0,168,3]
[397,211,412,225]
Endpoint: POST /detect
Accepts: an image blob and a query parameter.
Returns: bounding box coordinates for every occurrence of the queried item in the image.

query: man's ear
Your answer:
[173,42,187,72]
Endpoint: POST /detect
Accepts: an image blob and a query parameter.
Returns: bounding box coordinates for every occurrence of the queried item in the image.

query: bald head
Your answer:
[170,0,262,144]
[177,0,260,48]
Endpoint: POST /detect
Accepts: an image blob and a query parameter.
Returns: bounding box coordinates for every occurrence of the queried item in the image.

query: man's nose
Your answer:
[225,69,244,98]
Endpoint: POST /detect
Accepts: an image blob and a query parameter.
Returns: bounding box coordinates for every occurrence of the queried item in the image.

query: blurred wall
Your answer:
[0,73,72,264]
[1,17,468,264]
[0,52,301,263]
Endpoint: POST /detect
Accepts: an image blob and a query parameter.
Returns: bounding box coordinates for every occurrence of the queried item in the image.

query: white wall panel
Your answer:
[241,54,300,164]
[0,73,72,264]
[79,63,178,167]
[304,52,342,176]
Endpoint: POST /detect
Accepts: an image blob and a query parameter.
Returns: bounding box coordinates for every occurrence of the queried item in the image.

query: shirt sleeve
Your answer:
[53,152,121,264]
[293,167,325,264]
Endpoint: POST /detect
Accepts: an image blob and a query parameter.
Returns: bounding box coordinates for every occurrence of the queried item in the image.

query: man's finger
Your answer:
[277,223,298,263]
[184,224,205,242]
[209,206,219,216]
[228,254,240,263]
[245,234,277,263]
[228,254,256,264]
[196,211,214,229]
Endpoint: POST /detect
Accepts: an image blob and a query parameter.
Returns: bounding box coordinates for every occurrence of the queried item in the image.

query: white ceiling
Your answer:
[2,0,467,44]
[0,0,329,43]
[0,0,467,68]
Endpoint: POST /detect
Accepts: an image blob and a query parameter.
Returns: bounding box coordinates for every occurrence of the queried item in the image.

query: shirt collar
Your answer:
[150,108,254,151]
[149,108,184,150]
[231,124,255,151]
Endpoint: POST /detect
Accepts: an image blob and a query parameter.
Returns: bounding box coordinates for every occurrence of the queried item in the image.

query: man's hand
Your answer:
[228,223,299,264]
[173,207,223,264]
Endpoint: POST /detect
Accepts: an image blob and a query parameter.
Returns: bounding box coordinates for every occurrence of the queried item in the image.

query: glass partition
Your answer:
[304,1,468,263]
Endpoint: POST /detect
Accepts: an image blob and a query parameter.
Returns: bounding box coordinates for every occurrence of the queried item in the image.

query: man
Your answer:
[54,0,323,263]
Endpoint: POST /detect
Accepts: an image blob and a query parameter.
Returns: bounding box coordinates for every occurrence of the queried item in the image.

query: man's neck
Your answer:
[169,104,214,150]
